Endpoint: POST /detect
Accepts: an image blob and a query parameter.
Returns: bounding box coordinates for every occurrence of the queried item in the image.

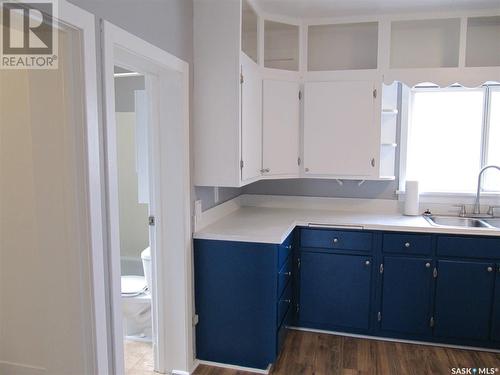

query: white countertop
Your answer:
[193,206,500,244]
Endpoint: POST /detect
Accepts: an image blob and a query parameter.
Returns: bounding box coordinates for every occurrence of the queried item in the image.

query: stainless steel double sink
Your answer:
[424,215,500,229]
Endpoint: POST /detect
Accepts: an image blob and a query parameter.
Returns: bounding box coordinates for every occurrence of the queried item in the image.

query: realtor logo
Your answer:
[1,0,58,69]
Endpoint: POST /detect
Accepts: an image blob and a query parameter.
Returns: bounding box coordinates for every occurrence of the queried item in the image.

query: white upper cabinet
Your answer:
[241,54,263,182]
[194,0,499,187]
[194,0,262,187]
[262,80,300,177]
[304,81,379,177]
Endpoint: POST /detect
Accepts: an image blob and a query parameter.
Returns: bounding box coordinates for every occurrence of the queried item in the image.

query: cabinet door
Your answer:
[380,257,433,335]
[303,80,379,177]
[491,266,500,341]
[240,53,262,182]
[434,260,495,341]
[262,80,300,177]
[300,252,372,330]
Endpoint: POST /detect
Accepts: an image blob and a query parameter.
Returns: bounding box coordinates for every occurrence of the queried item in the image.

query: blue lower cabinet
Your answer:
[492,268,500,341]
[194,230,500,369]
[380,256,433,335]
[299,251,372,331]
[434,260,496,341]
[194,239,281,369]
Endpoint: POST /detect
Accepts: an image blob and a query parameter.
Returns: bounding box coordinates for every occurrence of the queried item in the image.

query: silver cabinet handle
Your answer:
[371,158,375,167]
[365,260,371,266]
[280,271,291,276]
[286,245,292,249]
[333,238,339,244]
[425,262,431,268]
[260,168,270,173]
[487,266,494,272]
[404,242,411,248]
[281,299,291,304]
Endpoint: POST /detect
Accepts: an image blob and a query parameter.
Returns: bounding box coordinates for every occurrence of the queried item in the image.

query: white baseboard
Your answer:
[195,359,271,374]
[0,361,46,375]
[290,327,500,354]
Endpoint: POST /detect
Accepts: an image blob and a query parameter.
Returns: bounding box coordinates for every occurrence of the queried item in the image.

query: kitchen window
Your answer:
[403,84,500,194]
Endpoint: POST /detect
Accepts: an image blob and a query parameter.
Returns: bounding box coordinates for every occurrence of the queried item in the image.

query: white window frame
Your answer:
[398,83,500,205]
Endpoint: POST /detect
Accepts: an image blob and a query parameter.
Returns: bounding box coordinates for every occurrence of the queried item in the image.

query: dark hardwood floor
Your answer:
[194,329,500,375]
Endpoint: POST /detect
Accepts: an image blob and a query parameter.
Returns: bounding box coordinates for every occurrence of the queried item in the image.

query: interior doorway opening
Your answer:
[113,66,155,373]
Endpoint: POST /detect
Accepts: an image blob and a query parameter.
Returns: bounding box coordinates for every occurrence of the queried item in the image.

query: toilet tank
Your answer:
[141,247,152,292]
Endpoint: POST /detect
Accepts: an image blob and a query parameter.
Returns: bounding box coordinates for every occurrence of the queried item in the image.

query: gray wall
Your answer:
[242,179,398,199]
[68,0,193,63]
[195,186,242,211]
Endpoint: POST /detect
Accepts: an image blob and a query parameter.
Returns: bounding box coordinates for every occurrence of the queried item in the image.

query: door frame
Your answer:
[101,21,193,374]
[54,2,109,374]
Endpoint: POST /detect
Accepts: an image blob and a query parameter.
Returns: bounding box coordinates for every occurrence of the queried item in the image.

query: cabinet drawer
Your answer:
[437,236,500,259]
[278,255,292,299]
[300,229,372,252]
[383,233,432,255]
[277,282,292,328]
[278,232,293,269]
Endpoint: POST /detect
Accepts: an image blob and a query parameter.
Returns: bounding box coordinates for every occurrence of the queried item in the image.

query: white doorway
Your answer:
[102,22,193,374]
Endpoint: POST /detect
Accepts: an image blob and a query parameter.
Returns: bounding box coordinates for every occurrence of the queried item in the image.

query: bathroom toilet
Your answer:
[121,247,152,340]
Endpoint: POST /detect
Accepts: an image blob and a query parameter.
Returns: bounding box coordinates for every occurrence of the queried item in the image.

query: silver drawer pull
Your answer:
[285,245,292,249]
[333,238,339,244]
[280,271,291,276]
[425,262,431,268]
[365,260,371,266]
[487,266,493,272]
[404,242,411,248]
[281,299,291,304]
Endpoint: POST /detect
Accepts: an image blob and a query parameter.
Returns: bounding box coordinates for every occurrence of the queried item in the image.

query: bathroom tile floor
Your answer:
[124,339,154,375]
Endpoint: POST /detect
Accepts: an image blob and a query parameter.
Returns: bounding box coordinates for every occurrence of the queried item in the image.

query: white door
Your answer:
[262,80,300,177]
[303,80,379,177]
[240,53,262,182]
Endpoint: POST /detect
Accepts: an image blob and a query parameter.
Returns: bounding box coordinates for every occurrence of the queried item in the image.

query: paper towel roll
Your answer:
[404,180,420,216]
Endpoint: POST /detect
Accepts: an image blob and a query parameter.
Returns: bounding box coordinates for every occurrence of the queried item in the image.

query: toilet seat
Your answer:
[121,275,147,297]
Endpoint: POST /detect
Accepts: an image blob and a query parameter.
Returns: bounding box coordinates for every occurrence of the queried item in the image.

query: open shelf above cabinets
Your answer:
[307,22,378,71]
[390,18,461,69]
[466,16,500,68]
[264,20,300,71]
[242,0,258,64]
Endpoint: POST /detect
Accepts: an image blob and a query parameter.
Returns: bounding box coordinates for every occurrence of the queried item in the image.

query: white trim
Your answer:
[290,327,500,354]
[56,2,109,374]
[195,360,271,374]
[102,21,192,375]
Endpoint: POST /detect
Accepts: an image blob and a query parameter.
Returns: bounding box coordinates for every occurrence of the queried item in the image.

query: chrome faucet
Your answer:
[473,165,500,215]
